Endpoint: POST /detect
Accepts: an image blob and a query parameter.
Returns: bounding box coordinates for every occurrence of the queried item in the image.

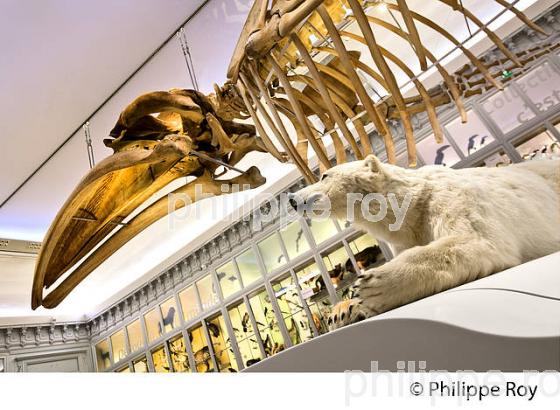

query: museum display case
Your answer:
[216,260,241,299]
[228,301,262,368]
[95,339,111,371]
[110,329,127,364]
[444,111,495,158]
[168,335,191,373]
[178,285,201,323]
[151,345,170,373]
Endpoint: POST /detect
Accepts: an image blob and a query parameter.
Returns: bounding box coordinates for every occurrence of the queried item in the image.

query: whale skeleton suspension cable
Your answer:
[82,122,95,169]
[459,0,473,37]
[177,27,200,91]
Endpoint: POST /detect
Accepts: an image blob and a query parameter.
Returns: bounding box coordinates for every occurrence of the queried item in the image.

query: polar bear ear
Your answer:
[364,154,382,173]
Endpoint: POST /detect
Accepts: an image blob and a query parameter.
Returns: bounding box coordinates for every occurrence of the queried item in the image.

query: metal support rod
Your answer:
[83,122,95,169]
[177,27,200,91]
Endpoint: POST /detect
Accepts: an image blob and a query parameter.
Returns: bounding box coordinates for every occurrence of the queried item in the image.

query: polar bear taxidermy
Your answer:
[292,155,560,330]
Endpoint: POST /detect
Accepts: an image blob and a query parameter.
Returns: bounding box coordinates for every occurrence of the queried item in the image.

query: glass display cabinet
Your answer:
[95,339,111,371]
[272,274,315,345]
[480,84,535,134]
[205,314,238,372]
[168,335,191,373]
[278,220,310,260]
[126,320,144,354]
[294,262,333,335]
[248,289,285,358]
[196,275,219,311]
[110,329,127,364]
[444,110,495,158]
[132,356,148,373]
[235,248,262,287]
[416,133,462,167]
[228,301,262,368]
[151,346,170,373]
[143,308,162,343]
[178,285,200,323]
[306,217,339,246]
[257,234,286,273]
[513,127,559,160]
[216,260,241,299]
[188,325,213,372]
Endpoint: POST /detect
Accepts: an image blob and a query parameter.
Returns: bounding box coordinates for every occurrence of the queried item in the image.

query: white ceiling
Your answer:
[0,0,551,325]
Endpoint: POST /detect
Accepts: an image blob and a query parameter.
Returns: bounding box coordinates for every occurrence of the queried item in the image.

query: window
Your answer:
[236,248,262,285]
[479,148,512,168]
[258,234,285,272]
[168,335,191,373]
[126,320,144,354]
[445,111,495,157]
[296,262,325,300]
[133,356,149,373]
[196,275,219,310]
[110,330,127,364]
[272,275,314,345]
[216,261,241,299]
[179,285,201,323]
[481,85,535,134]
[306,298,333,335]
[417,134,461,167]
[516,62,560,113]
[188,325,214,373]
[515,128,558,161]
[347,234,385,272]
[144,308,162,343]
[95,339,111,371]
[322,245,353,297]
[322,245,350,273]
[228,302,261,369]
[160,298,179,333]
[295,263,333,335]
[151,346,170,373]
[307,218,338,245]
[279,221,310,260]
[206,314,238,372]
[116,366,130,373]
[248,289,285,357]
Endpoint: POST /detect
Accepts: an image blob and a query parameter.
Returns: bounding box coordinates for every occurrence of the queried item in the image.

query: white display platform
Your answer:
[246,252,560,372]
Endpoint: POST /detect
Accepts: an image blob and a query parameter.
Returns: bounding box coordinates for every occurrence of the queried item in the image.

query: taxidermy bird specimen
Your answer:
[32,0,550,308]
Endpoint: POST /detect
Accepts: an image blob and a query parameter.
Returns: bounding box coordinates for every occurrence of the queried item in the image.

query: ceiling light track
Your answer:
[0,0,212,210]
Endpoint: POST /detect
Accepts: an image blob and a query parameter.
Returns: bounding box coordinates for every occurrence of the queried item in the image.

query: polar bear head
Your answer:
[290,154,390,221]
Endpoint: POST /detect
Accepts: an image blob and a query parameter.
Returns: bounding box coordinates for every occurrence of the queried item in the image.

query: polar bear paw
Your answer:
[327,298,373,331]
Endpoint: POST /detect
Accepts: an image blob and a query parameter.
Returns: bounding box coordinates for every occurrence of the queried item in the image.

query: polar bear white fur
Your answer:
[293,155,560,329]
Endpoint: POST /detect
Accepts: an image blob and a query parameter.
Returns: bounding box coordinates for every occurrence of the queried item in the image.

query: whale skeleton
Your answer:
[32,0,551,308]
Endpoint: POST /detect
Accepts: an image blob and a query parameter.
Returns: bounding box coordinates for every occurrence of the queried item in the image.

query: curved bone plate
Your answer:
[32,135,194,309]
